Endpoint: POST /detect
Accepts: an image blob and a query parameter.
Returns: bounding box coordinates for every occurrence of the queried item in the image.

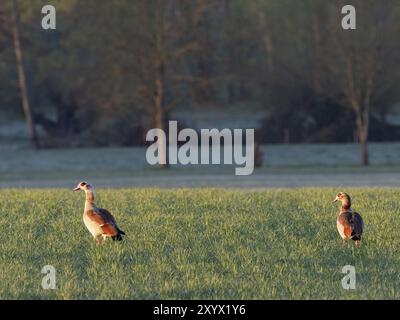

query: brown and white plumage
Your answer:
[74,181,125,243]
[333,192,363,246]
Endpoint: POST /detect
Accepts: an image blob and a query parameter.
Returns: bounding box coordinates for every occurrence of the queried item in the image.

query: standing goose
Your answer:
[333,192,363,246]
[74,181,125,243]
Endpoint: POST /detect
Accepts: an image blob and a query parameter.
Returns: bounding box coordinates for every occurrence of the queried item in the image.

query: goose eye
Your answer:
[80,182,86,187]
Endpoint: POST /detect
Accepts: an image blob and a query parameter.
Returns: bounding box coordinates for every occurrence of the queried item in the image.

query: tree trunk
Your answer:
[359,130,369,166]
[257,11,274,72]
[11,0,39,149]
[154,69,168,168]
[311,13,322,93]
[153,3,168,168]
[356,114,369,166]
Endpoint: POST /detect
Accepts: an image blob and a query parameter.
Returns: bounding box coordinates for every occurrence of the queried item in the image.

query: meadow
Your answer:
[1,188,399,299]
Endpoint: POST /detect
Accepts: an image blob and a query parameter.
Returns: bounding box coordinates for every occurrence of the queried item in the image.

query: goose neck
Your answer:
[340,203,351,212]
[85,190,95,205]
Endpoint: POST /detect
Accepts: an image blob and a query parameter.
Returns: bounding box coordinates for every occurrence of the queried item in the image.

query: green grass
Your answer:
[0,188,399,299]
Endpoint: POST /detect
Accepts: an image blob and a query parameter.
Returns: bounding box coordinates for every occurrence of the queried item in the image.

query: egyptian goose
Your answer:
[333,192,363,246]
[74,181,126,243]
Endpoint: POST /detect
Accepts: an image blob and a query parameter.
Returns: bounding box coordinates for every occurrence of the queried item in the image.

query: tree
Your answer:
[10,0,39,148]
[117,0,213,167]
[316,0,400,165]
[255,0,400,164]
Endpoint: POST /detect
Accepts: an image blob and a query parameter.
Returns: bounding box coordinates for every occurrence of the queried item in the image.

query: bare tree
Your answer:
[11,0,39,148]
[123,0,212,168]
[318,0,400,165]
[270,0,400,165]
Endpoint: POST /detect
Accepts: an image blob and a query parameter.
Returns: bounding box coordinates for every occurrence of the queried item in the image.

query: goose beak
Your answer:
[333,195,339,203]
[73,186,81,191]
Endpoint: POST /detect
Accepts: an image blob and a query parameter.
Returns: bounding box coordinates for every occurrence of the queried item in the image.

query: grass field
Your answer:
[1,188,399,299]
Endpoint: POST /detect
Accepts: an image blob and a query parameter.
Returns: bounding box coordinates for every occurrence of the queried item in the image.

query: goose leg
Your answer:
[95,235,104,245]
[355,240,361,247]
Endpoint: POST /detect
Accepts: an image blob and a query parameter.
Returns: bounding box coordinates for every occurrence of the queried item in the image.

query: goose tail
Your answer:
[112,228,126,241]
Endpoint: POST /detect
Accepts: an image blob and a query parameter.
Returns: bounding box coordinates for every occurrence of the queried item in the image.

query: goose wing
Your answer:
[97,208,118,225]
[352,212,364,237]
[337,212,353,238]
[338,211,364,239]
[86,208,118,236]
[98,208,126,235]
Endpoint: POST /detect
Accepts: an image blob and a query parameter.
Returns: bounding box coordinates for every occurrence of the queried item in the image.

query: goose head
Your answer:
[333,192,351,208]
[73,181,94,192]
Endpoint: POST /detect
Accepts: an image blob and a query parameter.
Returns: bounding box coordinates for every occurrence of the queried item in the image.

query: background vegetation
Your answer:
[1,0,400,165]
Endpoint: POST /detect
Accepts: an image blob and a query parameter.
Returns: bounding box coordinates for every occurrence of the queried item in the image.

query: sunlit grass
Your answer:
[0,188,399,299]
